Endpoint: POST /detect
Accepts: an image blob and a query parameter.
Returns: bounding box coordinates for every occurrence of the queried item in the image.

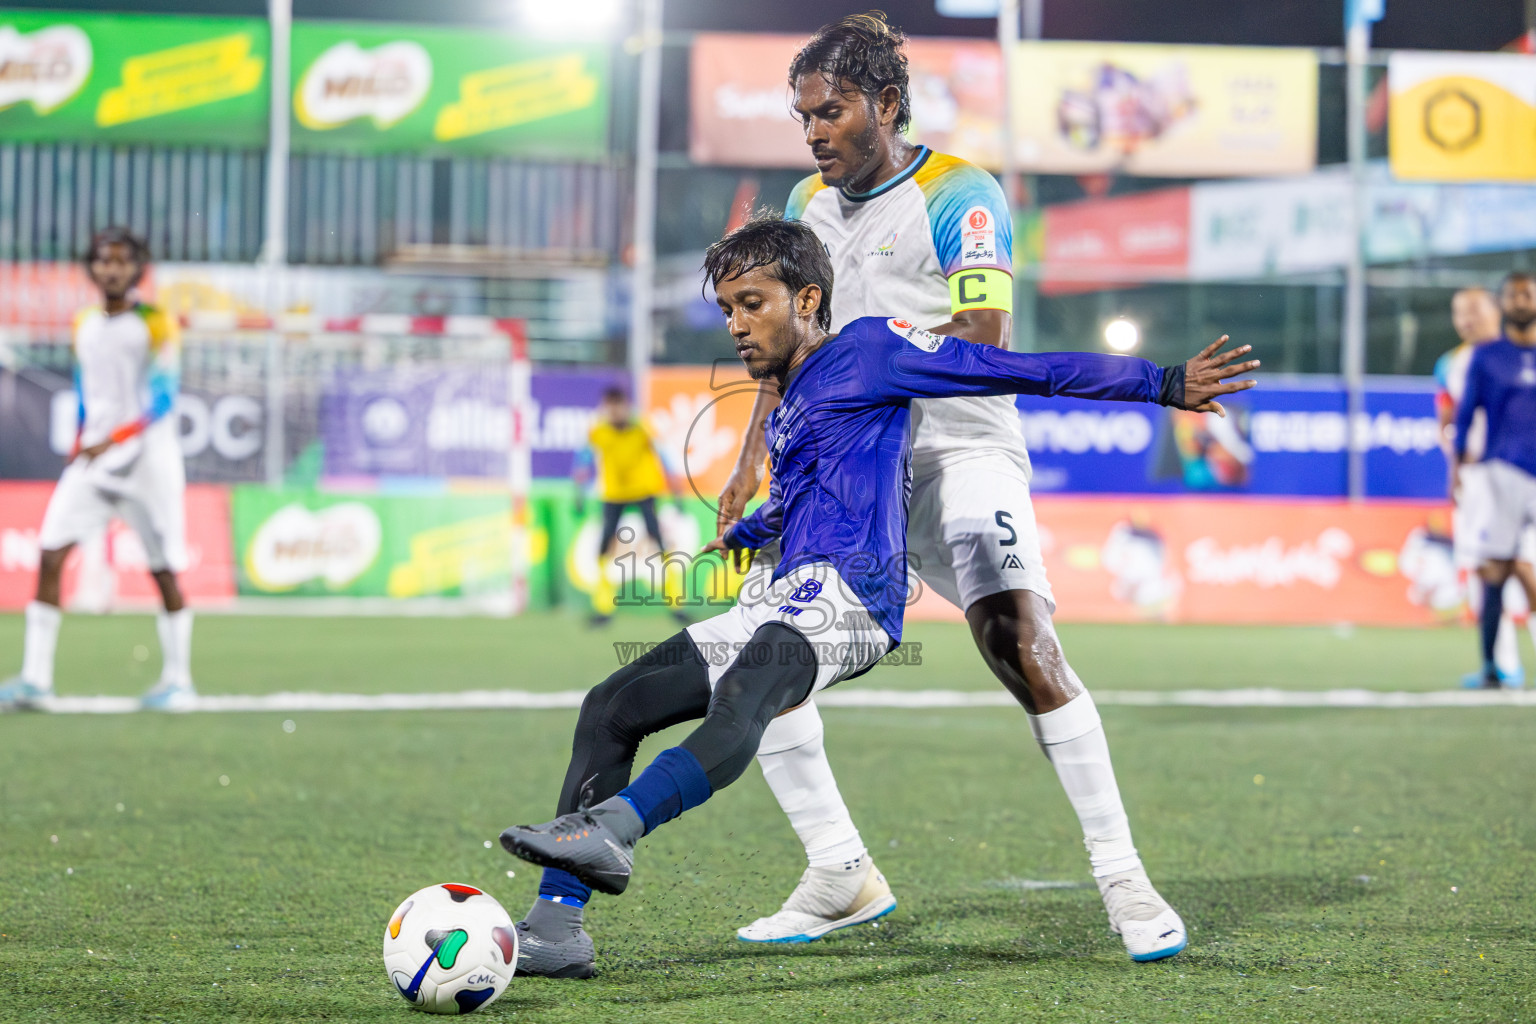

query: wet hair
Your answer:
[789,11,911,134]
[703,215,834,332]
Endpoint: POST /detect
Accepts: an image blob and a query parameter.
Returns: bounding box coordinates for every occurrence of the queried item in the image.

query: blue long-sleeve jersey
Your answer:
[726,316,1172,643]
[1455,338,1536,478]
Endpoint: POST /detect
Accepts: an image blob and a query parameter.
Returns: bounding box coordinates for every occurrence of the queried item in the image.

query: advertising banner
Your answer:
[0,11,268,146]
[689,33,1005,171]
[644,363,771,505]
[1188,170,1351,279]
[1,365,268,484]
[0,481,235,610]
[1011,41,1317,177]
[1018,382,1444,499]
[1389,51,1536,183]
[231,487,512,598]
[1038,187,1189,294]
[316,367,628,481]
[1019,496,1454,626]
[290,21,608,158]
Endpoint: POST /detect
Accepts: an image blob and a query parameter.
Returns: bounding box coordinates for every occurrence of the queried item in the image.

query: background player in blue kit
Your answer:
[500,216,1258,971]
[1455,271,1536,688]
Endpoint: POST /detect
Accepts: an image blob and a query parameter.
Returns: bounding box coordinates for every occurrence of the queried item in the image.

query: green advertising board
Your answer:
[289,21,609,158]
[231,487,516,599]
[0,11,269,146]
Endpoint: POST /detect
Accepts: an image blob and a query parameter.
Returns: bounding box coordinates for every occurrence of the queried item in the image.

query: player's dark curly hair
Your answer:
[704,214,834,332]
[84,226,151,277]
[789,11,911,134]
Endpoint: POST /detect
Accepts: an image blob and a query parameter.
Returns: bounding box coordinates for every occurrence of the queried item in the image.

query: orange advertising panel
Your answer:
[908,496,1455,627]
[645,364,771,510]
[0,481,236,610]
[690,33,1006,171]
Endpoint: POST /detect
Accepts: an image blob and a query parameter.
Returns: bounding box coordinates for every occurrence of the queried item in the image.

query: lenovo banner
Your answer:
[1018,382,1443,499]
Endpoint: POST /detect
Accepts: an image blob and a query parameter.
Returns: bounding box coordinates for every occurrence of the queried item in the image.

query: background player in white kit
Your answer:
[714,15,1184,960]
[1436,286,1530,687]
[0,227,196,712]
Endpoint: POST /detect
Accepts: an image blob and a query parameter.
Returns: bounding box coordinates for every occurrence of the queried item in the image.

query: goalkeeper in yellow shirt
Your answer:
[575,387,688,626]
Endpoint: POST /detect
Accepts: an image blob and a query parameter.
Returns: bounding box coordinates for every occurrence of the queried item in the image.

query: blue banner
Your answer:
[1017,379,1443,499]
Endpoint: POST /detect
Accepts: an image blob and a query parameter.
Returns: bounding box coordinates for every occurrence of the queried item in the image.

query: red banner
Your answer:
[0,482,236,610]
[1039,188,1190,295]
[909,496,1456,626]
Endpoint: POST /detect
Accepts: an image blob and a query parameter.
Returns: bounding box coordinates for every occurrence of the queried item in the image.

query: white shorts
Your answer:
[1473,460,1536,563]
[685,560,893,697]
[37,440,187,573]
[908,451,1054,612]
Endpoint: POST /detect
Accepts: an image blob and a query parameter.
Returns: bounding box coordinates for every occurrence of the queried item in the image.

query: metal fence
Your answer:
[0,143,623,266]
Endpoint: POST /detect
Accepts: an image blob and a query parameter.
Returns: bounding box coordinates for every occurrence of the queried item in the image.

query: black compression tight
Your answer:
[555,623,818,814]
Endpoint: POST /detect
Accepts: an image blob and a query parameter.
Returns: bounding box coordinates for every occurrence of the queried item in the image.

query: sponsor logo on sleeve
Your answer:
[886,318,946,352]
[960,205,997,267]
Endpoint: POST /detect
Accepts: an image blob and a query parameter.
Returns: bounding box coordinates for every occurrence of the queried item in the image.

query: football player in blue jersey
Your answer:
[500,216,1257,972]
[1455,271,1536,689]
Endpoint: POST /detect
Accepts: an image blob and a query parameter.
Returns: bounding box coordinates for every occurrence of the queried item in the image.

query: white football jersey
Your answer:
[72,303,182,472]
[1437,342,1486,461]
[787,146,1026,467]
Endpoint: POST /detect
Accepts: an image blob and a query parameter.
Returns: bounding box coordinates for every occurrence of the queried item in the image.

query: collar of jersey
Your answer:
[840,147,930,204]
[777,333,842,396]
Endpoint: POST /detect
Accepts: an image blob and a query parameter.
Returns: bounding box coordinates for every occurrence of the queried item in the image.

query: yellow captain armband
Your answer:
[947,268,1013,315]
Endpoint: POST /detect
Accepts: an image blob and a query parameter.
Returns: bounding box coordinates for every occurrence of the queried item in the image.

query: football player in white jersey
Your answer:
[716,14,1185,960]
[0,228,196,712]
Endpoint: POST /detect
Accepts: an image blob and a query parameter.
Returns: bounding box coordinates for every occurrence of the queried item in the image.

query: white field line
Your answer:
[19,687,1536,715]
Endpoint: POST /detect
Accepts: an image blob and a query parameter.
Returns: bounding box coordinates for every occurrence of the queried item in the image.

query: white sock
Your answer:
[1028,690,1142,878]
[156,609,194,688]
[1496,615,1522,676]
[21,601,62,691]
[757,702,868,869]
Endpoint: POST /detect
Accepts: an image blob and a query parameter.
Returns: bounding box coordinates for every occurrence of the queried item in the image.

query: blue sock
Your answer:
[1480,579,1505,677]
[616,746,713,835]
[538,868,591,907]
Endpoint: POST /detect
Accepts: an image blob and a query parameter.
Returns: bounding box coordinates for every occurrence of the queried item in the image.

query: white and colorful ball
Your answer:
[382,883,518,1015]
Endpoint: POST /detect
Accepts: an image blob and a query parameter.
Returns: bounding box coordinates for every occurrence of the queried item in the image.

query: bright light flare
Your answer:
[517,0,624,36]
[1104,318,1140,353]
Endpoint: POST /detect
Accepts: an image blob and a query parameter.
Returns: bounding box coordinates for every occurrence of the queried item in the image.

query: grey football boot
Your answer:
[500,797,644,896]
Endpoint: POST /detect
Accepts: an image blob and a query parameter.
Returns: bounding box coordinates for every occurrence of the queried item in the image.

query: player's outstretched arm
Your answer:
[872,321,1258,408]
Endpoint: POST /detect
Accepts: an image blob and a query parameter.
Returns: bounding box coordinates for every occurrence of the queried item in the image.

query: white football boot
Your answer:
[737,856,896,943]
[1097,867,1187,961]
[140,677,197,712]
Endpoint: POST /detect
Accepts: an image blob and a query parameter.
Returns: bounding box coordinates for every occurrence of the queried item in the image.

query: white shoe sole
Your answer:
[736,892,897,944]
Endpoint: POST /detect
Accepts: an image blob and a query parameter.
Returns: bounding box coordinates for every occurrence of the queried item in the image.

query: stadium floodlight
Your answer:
[1103,318,1140,353]
[517,0,625,35]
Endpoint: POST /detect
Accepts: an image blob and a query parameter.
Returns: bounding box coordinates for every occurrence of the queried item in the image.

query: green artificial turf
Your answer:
[0,613,1532,1022]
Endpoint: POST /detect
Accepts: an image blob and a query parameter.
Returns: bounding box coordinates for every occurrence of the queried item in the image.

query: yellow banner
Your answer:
[1010,41,1316,177]
[96,32,264,127]
[1389,52,1536,182]
[434,54,599,142]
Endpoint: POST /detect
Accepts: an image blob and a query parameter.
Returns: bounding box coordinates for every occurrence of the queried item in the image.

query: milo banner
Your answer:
[289,21,609,157]
[0,11,269,146]
[231,487,513,598]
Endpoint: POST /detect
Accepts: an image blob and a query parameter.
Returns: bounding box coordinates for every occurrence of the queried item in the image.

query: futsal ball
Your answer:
[382,883,518,1014]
